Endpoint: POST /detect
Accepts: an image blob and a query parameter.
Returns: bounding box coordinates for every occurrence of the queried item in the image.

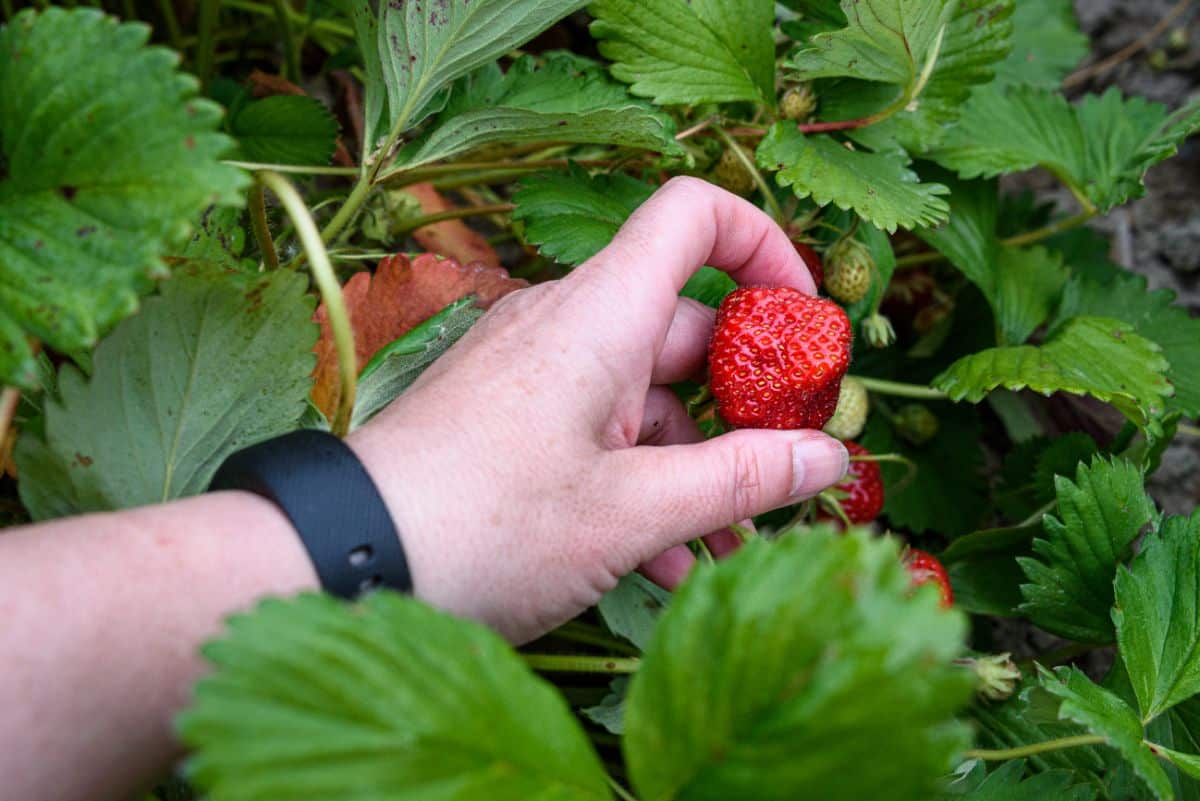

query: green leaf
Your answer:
[351,298,483,430]
[623,530,973,801]
[933,316,1174,428]
[860,403,986,538]
[1017,457,1156,644]
[351,0,590,152]
[916,175,1067,345]
[511,167,736,307]
[512,165,654,266]
[1116,511,1200,723]
[398,53,681,169]
[758,125,950,232]
[171,206,252,273]
[970,680,1107,779]
[230,95,339,166]
[1041,666,1173,801]
[179,592,612,801]
[597,572,671,652]
[942,522,1033,616]
[805,0,1014,152]
[994,433,1100,522]
[589,0,775,106]
[941,759,1097,801]
[787,0,956,85]
[0,8,247,388]
[582,677,628,736]
[1051,272,1200,418]
[993,0,1088,89]
[932,87,1200,211]
[14,267,316,520]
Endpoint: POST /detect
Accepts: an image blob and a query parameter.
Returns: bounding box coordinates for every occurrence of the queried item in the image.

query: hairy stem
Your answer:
[249,181,279,270]
[522,654,641,674]
[225,161,359,175]
[713,124,785,224]
[194,0,219,92]
[258,171,357,436]
[896,209,1099,269]
[853,376,948,400]
[0,386,19,474]
[964,734,1108,761]
[608,777,640,801]
[549,621,640,656]
[394,203,516,236]
[270,0,301,82]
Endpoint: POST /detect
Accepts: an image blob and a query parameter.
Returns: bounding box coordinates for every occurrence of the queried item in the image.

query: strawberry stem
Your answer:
[964,734,1107,761]
[713,124,786,224]
[522,654,641,674]
[853,376,948,400]
[258,170,357,437]
[248,180,279,270]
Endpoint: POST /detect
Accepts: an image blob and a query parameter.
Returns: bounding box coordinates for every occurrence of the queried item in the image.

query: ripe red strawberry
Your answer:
[904,548,954,608]
[792,241,824,288]
[709,286,852,430]
[835,441,884,523]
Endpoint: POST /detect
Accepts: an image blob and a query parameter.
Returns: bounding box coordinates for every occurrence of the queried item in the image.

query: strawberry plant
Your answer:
[2,1,1200,800]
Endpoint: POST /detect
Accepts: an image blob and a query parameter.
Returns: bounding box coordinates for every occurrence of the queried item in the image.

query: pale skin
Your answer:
[0,178,849,801]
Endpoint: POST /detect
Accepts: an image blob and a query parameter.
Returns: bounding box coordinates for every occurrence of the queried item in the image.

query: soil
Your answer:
[1023,0,1200,516]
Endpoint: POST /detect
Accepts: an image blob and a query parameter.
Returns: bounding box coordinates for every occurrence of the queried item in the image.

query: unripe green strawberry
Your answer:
[712,146,756,196]
[823,377,868,440]
[780,84,817,121]
[895,403,938,445]
[824,238,873,304]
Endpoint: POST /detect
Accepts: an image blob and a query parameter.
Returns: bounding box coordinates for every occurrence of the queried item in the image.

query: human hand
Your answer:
[348,177,850,643]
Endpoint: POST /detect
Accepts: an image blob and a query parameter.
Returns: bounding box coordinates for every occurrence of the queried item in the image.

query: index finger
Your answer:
[575,177,817,321]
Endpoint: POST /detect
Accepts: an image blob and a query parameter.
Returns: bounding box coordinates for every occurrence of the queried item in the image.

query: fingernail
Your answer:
[791,434,849,499]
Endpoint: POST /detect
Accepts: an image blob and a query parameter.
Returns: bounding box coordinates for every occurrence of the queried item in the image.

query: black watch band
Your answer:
[209,429,412,599]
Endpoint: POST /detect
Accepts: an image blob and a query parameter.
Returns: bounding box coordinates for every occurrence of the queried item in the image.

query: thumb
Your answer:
[610,430,849,549]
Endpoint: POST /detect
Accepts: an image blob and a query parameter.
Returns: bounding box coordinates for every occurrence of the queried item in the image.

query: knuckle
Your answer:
[725,440,764,521]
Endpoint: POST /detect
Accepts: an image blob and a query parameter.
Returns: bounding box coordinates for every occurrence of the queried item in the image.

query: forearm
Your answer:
[0,491,317,801]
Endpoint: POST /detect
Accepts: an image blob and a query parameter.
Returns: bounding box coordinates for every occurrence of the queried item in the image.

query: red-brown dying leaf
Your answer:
[404,182,501,268]
[311,253,527,418]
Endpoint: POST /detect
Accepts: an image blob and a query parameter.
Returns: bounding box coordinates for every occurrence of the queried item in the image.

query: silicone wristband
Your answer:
[209,429,412,599]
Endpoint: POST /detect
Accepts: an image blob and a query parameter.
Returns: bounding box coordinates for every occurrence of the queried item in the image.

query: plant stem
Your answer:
[964,734,1107,761]
[380,157,614,186]
[395,203,516,236]
[853,376,948,400]
[249,181,279,270]
[549,621,640,656]
[0,386,20,474]
[676,115,719,141]
[608,777,640,801]
[270,0,301,82]
[1017,498,1057,529]
[1180,423,1200,438]
[222,0,355,38]
[224,160,359,176]
[154,0,184,51]
[523,654,641,674]
[1004,209,1098,248]
[1064,0,1192,88]
[194,0,219,92]
[713,124,785,224]
[258,171,357,436]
